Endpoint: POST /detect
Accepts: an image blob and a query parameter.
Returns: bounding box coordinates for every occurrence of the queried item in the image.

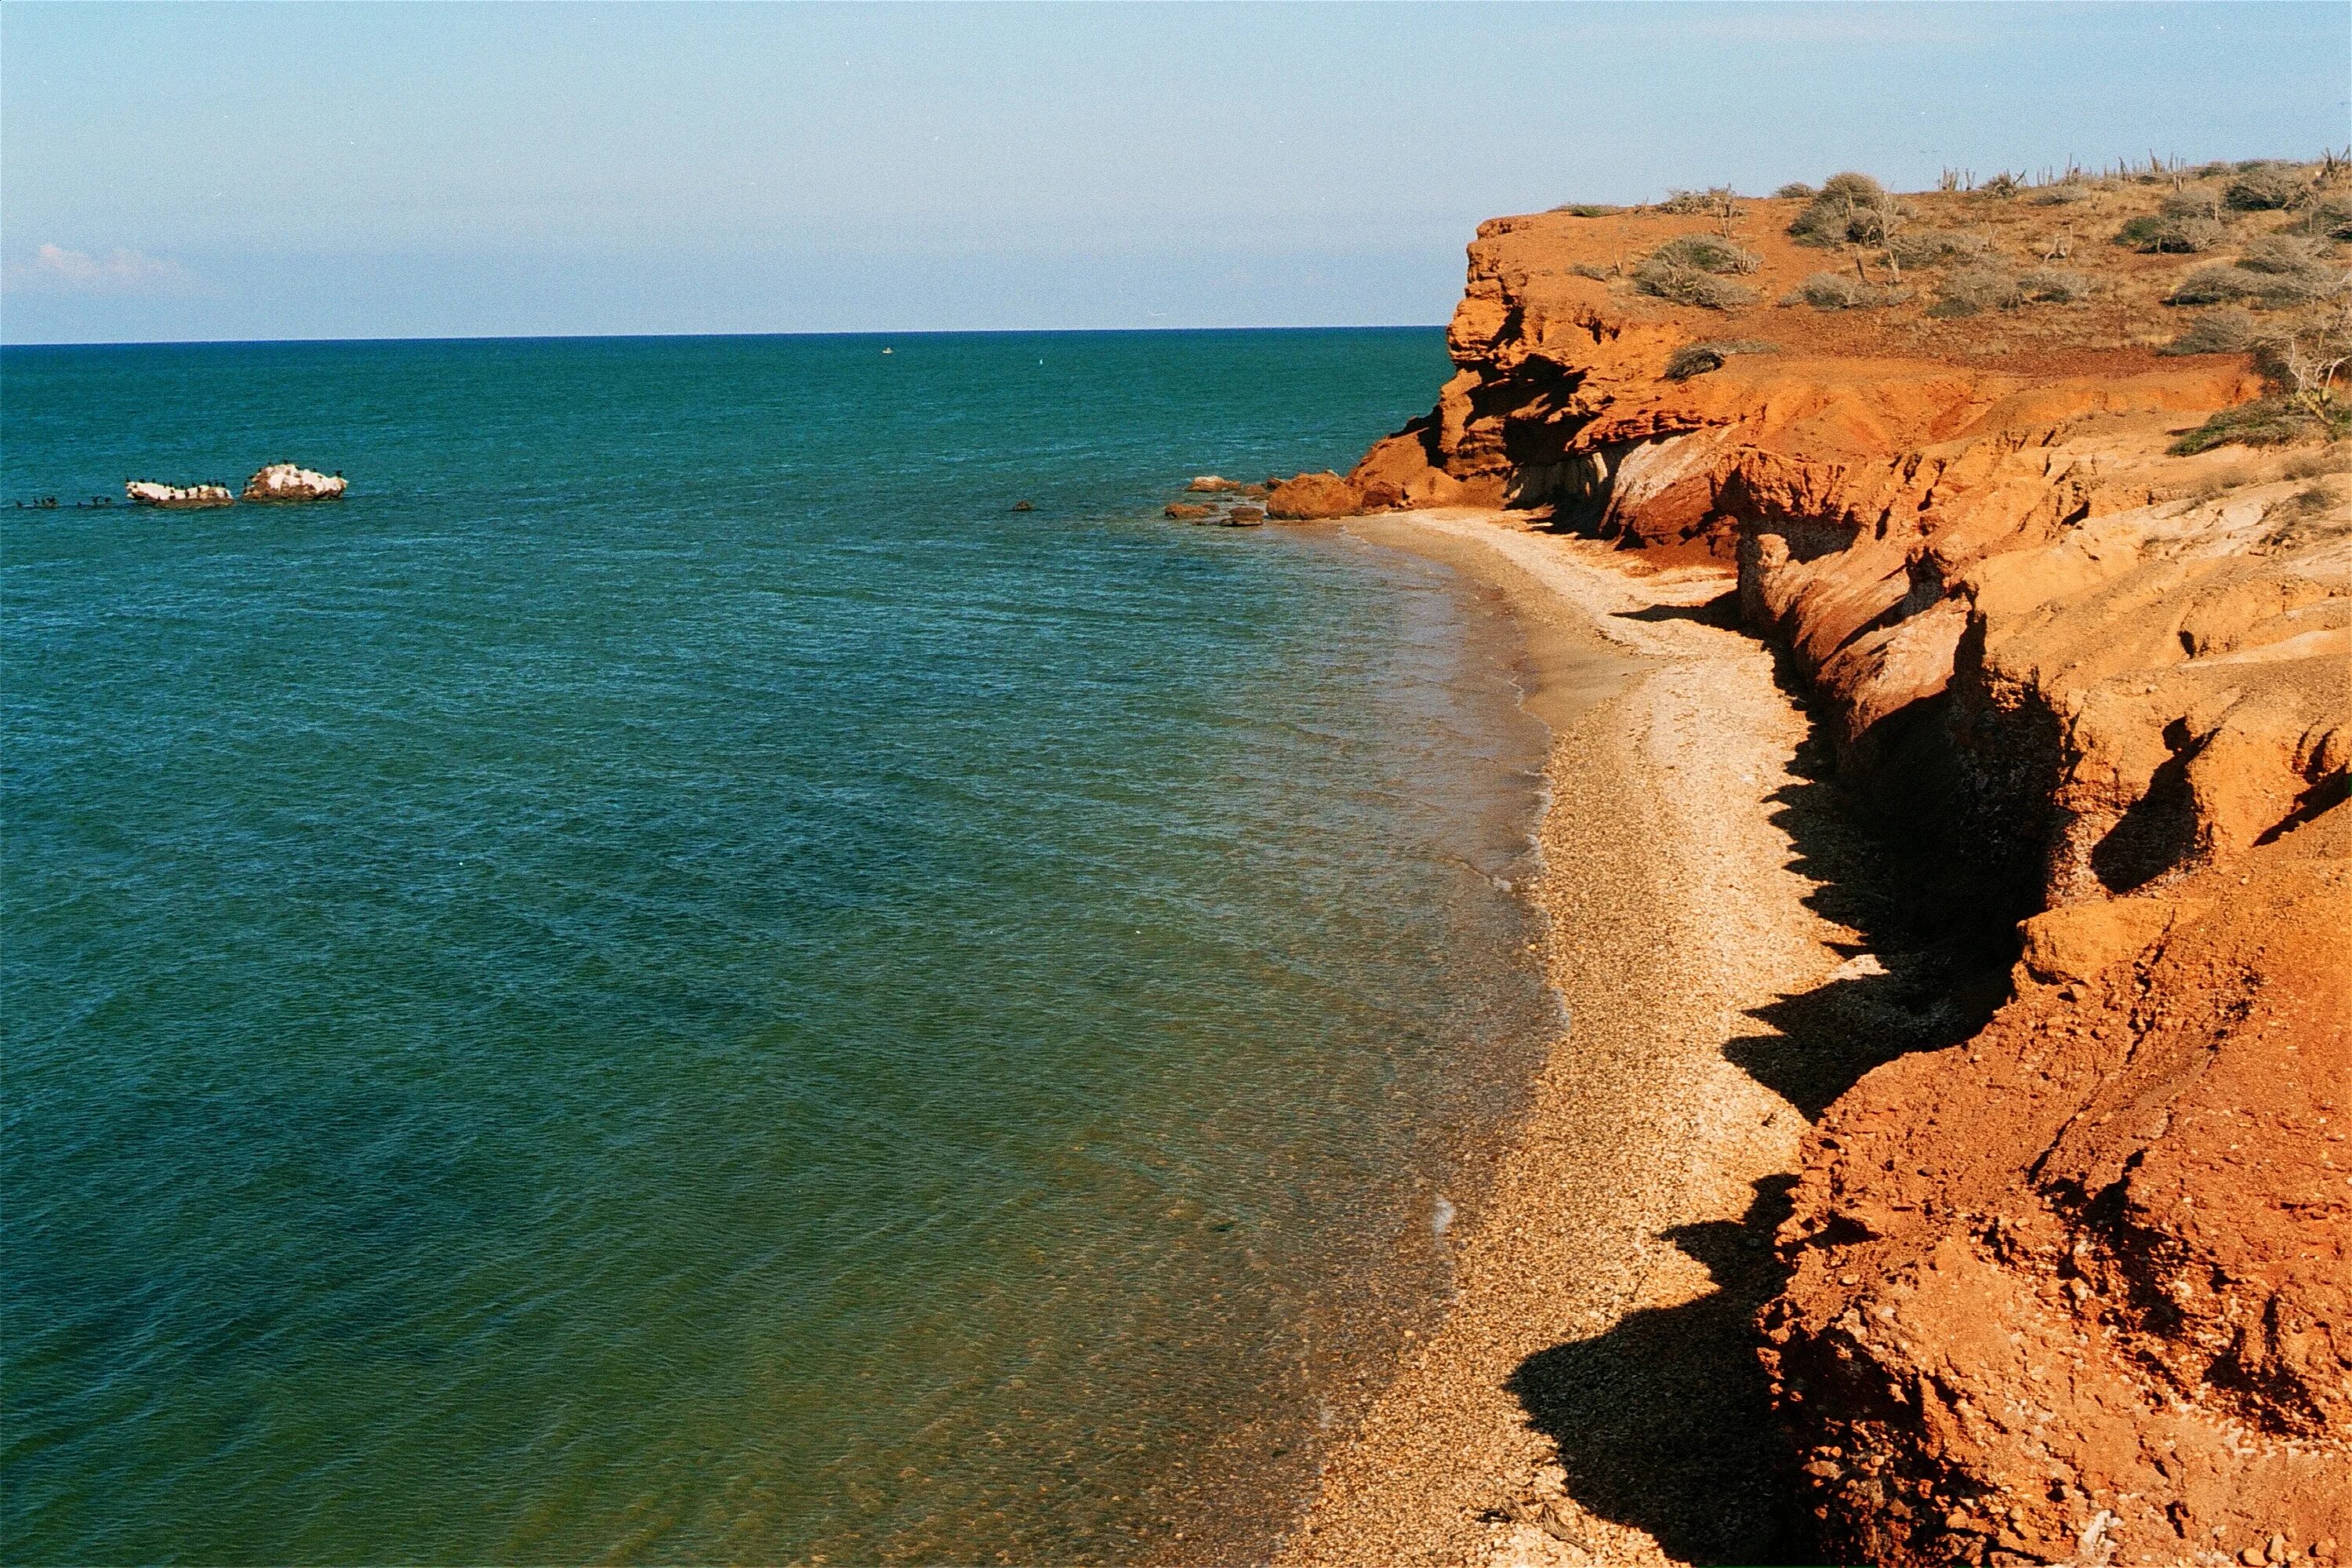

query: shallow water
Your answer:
[2,329,1554,1563]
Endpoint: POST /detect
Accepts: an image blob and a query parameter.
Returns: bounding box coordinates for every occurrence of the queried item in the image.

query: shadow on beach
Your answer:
[1505,650,2016,1563]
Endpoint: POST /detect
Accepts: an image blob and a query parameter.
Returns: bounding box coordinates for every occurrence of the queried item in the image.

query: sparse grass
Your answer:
[2169,395,2352,454]
[1662,339,1779,380]
[1552,204,1627,218]
[1569,261,1614,280]
[2031,179,2094,205]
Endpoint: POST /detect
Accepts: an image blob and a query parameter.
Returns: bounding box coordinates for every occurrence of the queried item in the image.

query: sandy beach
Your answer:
[1279,508,1896,1567]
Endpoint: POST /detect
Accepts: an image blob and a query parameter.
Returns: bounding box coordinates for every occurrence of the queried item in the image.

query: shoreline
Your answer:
[1276,509,1870,1566]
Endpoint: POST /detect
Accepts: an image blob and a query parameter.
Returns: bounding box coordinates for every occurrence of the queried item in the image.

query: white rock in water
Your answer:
[241,463,347,502]
[125,481,234,509]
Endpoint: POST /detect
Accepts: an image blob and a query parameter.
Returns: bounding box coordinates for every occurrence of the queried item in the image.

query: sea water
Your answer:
[1,330,1554,1563]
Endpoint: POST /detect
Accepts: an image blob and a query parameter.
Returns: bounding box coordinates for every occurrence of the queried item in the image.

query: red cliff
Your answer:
[1363,167,2351,1563]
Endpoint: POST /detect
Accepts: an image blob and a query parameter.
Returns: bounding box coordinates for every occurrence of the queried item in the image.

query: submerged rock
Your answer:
[1165,503,1212,520]
[125,481,234,509]
[241,463,347,503]
[1186,475,1240,493]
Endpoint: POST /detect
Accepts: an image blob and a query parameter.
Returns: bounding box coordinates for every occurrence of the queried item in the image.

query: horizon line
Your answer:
[0,321,1453,352]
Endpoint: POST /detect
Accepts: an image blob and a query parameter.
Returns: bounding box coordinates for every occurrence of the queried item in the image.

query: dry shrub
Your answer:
[1568,262,1613,281]
[1784,271,1901,310]
[1929,265,2026,316]
[1773,182,1816,200]
[1662,339,1778,380]
[1633,260,1759,310]
[2240,235,2325,274]
[2033,179,2094,205]
[2225,162,2307,211]
[2159,307,2261,355]
[2290,198,2352,241]
[1551,203,1626,218]
[2278,444,2352,480]
[2020,268,2095,303]
[1790,172,1897,246]
[1980,172,2021,198]
[1647,234,1761,274]
[1889,227,1993,266]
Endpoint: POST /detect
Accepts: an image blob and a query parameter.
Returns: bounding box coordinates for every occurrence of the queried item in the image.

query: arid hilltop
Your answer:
[1321,161,2350,1565]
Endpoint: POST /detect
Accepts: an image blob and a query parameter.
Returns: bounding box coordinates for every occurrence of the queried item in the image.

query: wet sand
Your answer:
[1277,510,1873,1567]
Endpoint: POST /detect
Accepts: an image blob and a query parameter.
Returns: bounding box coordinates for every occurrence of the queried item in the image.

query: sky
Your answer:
[3,2,2347,343]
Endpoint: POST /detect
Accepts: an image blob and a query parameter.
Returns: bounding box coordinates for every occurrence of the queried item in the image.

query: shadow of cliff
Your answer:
[1504,655,2020,1559]
[1722,681,2018,1120]
[1613,589,1744,630]
[1507,1178,1809,1566]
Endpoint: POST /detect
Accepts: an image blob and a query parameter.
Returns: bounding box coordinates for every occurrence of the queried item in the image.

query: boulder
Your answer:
[1011,500,1036,512]
[1186,475,1240,493]
[241,463,347,503]
[1226,506,1265,521]
[125,481,234,509]
[1165,503,1212,520]
[1265,471,1364,520]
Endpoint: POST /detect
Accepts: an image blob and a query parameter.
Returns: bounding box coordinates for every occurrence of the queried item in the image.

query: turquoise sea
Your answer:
[2,330,1555,1564]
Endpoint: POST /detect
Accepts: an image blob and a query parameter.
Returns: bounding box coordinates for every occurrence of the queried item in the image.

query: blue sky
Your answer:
[4,2,2347,343]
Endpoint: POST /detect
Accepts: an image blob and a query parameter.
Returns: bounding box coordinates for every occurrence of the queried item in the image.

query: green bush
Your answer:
[1928,265,2026,316]
[2169,394,2351,453]
[2158,308,2261,355]
[2224,163,2306,211]
[2020,268,2095,303]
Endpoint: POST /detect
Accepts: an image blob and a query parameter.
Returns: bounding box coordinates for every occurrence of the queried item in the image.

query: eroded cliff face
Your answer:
[1362,191,2350,1563]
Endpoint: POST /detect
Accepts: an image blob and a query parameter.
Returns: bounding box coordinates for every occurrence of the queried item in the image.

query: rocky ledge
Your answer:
[1360,163,2349,1563]
[125,481,234,509]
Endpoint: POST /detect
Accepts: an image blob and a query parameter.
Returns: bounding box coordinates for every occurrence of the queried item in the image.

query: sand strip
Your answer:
[1276,510,1867,1567]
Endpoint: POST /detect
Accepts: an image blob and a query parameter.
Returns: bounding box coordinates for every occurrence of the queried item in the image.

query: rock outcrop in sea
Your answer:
[125,481,234,509]
[241,463,347,502]
[1360,164,2350,1563]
